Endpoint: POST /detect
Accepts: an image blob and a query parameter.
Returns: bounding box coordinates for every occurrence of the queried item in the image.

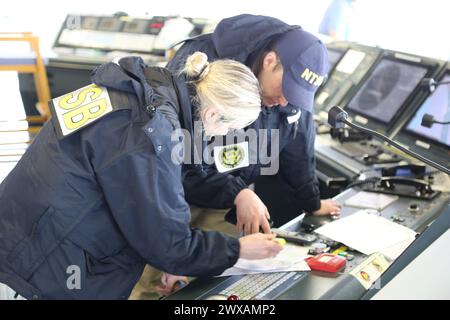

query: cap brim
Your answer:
[282,71,315,112]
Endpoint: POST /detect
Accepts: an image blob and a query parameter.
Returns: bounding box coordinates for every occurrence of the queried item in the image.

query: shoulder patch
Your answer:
[49,84,116,139]
[213,141,250,173]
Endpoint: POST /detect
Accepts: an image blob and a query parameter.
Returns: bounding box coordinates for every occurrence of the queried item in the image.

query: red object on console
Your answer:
[305,253,346,273]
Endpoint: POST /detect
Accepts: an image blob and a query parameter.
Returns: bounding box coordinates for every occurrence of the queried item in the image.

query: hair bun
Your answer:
[184,51,210,80]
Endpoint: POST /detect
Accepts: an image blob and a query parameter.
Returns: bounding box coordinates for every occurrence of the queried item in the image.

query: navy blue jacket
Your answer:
[0,58,239,299]
[167,14,321,212]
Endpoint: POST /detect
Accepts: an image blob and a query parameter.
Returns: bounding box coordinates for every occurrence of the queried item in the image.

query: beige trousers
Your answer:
[128,205,239,300]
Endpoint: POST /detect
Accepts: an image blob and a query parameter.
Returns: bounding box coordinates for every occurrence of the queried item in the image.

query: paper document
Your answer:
[379,237,416,260]
[218,244,310,277]
[315,210,417,256]
[0,72,26,121]
[344,191,398,211]
[0,162,18,183]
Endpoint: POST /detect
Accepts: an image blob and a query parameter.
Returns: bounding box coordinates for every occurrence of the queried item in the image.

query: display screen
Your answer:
[327,48,344,72]
[335,49,366,75]
[98,18,122,31]
[347,58,428,124]
[82,17,99,30]
[406,74,450,147]
[123,19,148,33]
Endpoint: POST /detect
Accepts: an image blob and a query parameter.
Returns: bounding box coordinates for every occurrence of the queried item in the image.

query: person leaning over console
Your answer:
[130,14,342,300]
[0,52,283,300]
[169,14,342,234]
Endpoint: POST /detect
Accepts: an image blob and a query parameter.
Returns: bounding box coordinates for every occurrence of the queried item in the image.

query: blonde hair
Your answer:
[183,52,261,130]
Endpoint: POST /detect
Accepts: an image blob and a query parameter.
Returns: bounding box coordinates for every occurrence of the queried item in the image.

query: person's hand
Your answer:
[234,189,271,235]
[312,199,342,216]
[239,233,283,260]
[154,273,189,296]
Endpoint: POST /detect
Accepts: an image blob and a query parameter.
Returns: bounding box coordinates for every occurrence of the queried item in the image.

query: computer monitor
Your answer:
[346,57,428,126]
[394,68,450,169]
[405,74,450,148]
[314,44,381,117]
[81,16,99,30]
[327,48,345,73]
[97,17,123,32]
[123,19,149,34]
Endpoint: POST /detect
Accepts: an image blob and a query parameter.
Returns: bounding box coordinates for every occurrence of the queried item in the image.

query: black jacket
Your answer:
[0,57,239,300]
[167,14,321,212]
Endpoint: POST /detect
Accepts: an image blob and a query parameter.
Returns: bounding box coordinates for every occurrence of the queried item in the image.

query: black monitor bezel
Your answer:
[315,43,383,116]
[53,14,159,54]
[327,47,347,75]
[342,51,442,135]
[393,65,450,169]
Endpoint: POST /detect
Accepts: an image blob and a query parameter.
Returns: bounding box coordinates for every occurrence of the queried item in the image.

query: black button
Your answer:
[409,203,420,213]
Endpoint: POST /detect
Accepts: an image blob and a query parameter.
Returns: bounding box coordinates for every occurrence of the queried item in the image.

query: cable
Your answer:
[346,119,450,175]
[434,120,450,125]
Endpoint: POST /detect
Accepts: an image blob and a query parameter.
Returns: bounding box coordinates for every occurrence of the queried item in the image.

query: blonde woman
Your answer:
[0,52,282,300]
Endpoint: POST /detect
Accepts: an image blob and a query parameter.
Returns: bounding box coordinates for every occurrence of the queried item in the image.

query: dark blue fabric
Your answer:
[166,14,321,212]
[0,58,240,300]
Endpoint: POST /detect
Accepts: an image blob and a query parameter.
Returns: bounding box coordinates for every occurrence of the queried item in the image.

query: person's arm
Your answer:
[184,168,272,235]
[97,145,240,277]
[96,114,281,276]
[279,112,341,215]
[182,164,249,209]
[279,111,322,212]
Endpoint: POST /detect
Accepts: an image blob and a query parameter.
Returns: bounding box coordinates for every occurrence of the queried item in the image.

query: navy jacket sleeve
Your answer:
[96,111,240,277]
[279,111,321,212]
[182,165,248,209]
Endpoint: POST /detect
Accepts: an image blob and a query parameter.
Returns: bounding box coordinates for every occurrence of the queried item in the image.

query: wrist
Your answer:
[234,188,253,205]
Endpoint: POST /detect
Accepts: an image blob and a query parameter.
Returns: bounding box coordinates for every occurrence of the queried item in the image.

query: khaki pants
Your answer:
[128,205,239,300]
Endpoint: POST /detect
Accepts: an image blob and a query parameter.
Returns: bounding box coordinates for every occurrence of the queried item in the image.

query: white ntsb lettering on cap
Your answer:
[301,68,324,87]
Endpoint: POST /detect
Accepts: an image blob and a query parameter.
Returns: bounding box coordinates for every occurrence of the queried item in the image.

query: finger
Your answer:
[265,208,271,220]
[260,218,271,234]
[166,277,179,290]
[328,200,341,207]
[161,273,168,287]
[154,285,170,296]
[236,220,244,234]
[251,221,259,234]
[244,222,252,236]
[263,233,276,240]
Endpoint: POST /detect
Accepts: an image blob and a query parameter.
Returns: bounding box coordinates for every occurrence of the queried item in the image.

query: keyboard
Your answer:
[199,272,307,300]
